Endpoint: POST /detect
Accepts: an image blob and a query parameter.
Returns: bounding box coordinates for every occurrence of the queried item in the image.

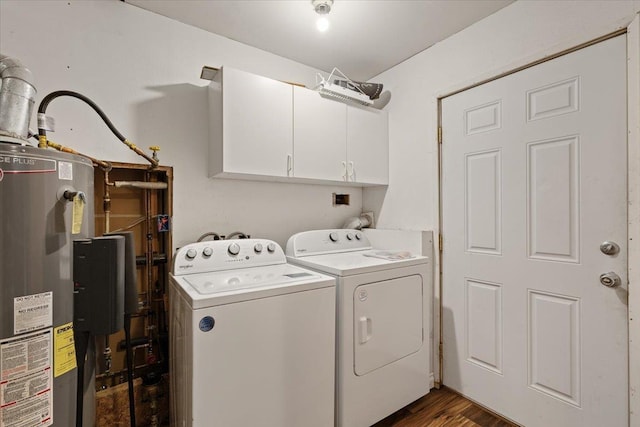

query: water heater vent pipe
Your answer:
[0,54,37,141]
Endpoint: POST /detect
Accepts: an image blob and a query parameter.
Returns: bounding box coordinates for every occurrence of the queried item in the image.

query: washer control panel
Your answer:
[286,229,371,257]
[173,239,286,275]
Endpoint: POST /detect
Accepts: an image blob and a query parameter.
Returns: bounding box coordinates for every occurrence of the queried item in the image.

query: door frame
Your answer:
[435,15,640,425]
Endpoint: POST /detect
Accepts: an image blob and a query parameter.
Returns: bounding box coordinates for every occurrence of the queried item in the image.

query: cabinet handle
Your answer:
[287,154,293,177]
[348,161,355,181]
[341,161,347,181]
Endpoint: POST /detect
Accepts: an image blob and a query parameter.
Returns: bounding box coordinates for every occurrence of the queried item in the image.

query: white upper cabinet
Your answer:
[347,105,389,185]
[293,87,347,181]
[209,67,388,186]
[209,67,293,178]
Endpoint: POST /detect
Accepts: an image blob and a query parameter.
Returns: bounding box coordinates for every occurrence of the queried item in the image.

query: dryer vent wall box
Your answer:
[170,239,336,427]
[286,229,432,427]
[333,193,350,205]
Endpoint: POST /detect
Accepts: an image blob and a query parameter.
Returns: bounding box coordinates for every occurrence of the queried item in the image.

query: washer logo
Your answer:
[358,290,368,302]
[199,316,215,332]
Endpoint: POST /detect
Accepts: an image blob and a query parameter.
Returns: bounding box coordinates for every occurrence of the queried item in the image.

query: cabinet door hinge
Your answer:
[439,234,443,252]
[438,126,442,144]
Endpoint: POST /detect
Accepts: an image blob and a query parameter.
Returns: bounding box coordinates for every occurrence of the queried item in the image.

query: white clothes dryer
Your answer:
[170,239,336,427]
[286,229,432,427]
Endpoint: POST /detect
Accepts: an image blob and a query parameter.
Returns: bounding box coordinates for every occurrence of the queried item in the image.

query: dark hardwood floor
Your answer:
[372,387,518,427]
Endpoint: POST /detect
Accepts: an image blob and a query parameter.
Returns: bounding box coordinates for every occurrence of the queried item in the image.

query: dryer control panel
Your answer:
[173,239,286,275]
[286,229,373,257]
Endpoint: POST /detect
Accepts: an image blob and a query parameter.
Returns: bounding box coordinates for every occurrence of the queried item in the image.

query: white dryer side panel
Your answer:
[354,275,423,376]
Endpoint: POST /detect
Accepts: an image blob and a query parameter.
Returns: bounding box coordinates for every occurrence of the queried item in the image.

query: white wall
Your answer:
[364,0,640,231]
[0,0,363,249]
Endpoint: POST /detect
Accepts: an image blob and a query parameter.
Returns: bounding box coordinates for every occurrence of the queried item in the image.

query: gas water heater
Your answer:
[0,54,93,427]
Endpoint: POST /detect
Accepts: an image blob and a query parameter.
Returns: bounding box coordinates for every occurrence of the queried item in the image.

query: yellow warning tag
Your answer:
[72,193,85,234]
[54,322,76,377]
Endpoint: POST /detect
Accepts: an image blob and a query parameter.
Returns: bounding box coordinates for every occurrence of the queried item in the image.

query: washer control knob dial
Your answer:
[346,233,354,241]
[202,247,213,257]
[329,232,339,242]
[186,248,197,260]
[267,243,276,253]
[254,243,263,253]
[355,232,362,240]
[227,243,240,256]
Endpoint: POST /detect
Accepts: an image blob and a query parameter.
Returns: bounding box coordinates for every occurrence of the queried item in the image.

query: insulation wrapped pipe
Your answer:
[113,181,168,190]
[342,214,372,230]
[0,54,37,141]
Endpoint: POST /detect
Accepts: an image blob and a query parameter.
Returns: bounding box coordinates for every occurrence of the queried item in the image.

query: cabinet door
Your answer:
[347,106,388,185]
[293,87,346,181]
[223,67,293,177]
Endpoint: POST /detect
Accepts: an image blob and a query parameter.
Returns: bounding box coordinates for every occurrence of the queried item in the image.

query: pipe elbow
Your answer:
[0,54,35,84]
[0,54,37,141]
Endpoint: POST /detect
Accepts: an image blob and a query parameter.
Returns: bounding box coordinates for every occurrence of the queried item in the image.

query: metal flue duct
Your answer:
[0,54,36,142]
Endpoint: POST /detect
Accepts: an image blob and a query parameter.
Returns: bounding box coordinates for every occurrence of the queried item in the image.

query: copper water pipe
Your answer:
[103,169,111,234]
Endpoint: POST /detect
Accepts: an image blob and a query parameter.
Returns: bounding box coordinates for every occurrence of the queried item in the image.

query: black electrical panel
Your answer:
[73,236,124,335]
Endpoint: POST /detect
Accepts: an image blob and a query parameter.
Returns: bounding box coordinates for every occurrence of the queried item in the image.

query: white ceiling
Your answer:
[125,0,514,82]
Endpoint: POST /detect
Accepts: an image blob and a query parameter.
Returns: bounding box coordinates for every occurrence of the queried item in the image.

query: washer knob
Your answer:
[254,243,263,253]
[267,243,276,253]
[202,247,213,257]
[186,248,197,260]
[227,243,240,256]
[346,233,354,241]
[329,232,339,242]
[355,232,362,240]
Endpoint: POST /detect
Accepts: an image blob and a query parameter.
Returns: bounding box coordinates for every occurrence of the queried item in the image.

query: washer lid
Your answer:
[171,263,335,308]
[287,250,428,276]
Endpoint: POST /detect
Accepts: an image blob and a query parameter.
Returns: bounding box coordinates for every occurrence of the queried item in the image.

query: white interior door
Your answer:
[441,35,628,427]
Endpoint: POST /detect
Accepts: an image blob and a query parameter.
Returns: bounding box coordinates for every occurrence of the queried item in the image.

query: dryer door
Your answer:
[354,274,423,376]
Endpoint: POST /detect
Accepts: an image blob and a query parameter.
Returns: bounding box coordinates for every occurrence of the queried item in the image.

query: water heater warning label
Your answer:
[13,292,53,335]
[0,329,53,427]
[53,323,76,378]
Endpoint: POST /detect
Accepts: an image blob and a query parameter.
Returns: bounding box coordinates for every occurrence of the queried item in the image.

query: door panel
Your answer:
[528,290,581,406]
[527,136,580,262]
[442,36,628,427]
[465,149,502,254]
[466,279,502,373]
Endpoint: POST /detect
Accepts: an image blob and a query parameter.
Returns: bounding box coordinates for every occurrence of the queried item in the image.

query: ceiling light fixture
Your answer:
[312,0,333,32]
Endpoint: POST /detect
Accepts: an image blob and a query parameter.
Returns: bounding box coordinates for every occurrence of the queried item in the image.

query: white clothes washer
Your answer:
[286,229,431,427]
[170,239,336,427]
